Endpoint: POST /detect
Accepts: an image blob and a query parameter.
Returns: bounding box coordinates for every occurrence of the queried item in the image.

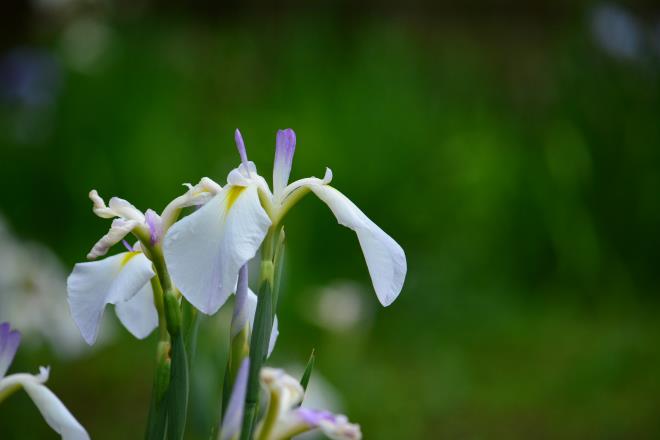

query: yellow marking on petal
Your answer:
[121,251,140,267]
[226,186,246,211]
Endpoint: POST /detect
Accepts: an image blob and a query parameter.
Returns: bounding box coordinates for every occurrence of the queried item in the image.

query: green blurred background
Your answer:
[1,0,660,438]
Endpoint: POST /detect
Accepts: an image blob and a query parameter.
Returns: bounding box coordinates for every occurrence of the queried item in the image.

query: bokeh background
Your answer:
[1,0,660,438]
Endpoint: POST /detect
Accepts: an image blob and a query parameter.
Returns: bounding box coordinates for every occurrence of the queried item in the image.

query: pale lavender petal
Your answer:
[121,239,133,252]
[296,408,337,426]
[219,358,250,440]
[145,209,163,244]
[295,408,362,440]
[234,128,250,174]
[273,128,296,198]
[230,264,249,339]
[0,322,21,378]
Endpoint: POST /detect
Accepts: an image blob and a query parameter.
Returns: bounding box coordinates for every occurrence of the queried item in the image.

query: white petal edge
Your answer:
[309,185,406,306]
[163,184,271,315]
[87,218,140,259]
[0,368,90,440]
[114,281,158,339]
[67,252,155,345]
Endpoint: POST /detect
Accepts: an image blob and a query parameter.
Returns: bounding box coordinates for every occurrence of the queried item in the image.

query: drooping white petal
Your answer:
[164,184,271,315]
[246,289,279,357]
[87,218,140,259]
[218,358,249,440]
[114,281,158,340]
[309,185,406,306]
[273,129,296,200]
[0,368,89,440]
[67,252,154,345]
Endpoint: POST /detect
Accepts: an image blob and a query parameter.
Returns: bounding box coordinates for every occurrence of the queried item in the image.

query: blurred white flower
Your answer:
[303,281,373,333]
[60,17,113,74]
[0,215,90,358]
[590,4,642,61]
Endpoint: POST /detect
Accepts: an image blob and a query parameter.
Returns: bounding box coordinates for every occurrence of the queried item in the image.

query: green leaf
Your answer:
[240,281,273,440]
[166,331,189,440]
[144,341,171,440]
[298,349,315,406]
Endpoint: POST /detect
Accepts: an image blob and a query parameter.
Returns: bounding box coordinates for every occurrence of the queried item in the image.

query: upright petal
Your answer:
[246,289,279,357]
[309,185,406,306]
[0,323,21,378]
[218,358,249,440]
[234,129,251,175]
[273,129,296,199]
[89,190,116,219]
[114,282,158,340]
[67,252,154,344]
[164,184,271,315]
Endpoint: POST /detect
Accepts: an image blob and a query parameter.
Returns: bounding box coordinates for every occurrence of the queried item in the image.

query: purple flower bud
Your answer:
[144,209,162,245]
[0,322,21,378]
[219,358,250,440]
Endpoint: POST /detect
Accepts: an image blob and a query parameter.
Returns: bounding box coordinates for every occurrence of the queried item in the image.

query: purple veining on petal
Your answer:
[0,322,21,378]
[145,209,163,245]
[273,128,296,195]
[230,264,249,338]
[122,239,133,252]
[219,358,250,440]
[234,128,251,176]
[296,408,337,427]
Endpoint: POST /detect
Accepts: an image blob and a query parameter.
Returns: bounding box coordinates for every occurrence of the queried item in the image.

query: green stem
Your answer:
[142,241,189,440]
[240,227,283,440]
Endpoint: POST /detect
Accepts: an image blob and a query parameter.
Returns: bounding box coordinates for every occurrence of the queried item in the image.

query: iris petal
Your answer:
[67,252,155,344]
[308,185,406,306]
[163,184,271,315]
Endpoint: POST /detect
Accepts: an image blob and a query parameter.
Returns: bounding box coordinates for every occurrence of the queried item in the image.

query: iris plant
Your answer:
[58,128,406,439]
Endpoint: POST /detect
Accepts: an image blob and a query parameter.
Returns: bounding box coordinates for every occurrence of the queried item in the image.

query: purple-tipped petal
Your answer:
[273,128,297,198]
[234,129,251,175]
[0,322,21,378]
[297,408,337,426]
[295,408,362,439]
[145,209,163,245]
[219,358,250,440]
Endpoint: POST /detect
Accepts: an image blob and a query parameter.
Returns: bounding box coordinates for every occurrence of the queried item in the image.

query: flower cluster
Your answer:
[2,128,406,439]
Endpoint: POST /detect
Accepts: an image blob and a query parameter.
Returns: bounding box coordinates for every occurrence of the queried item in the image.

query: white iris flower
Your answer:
[163,128,407,315]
